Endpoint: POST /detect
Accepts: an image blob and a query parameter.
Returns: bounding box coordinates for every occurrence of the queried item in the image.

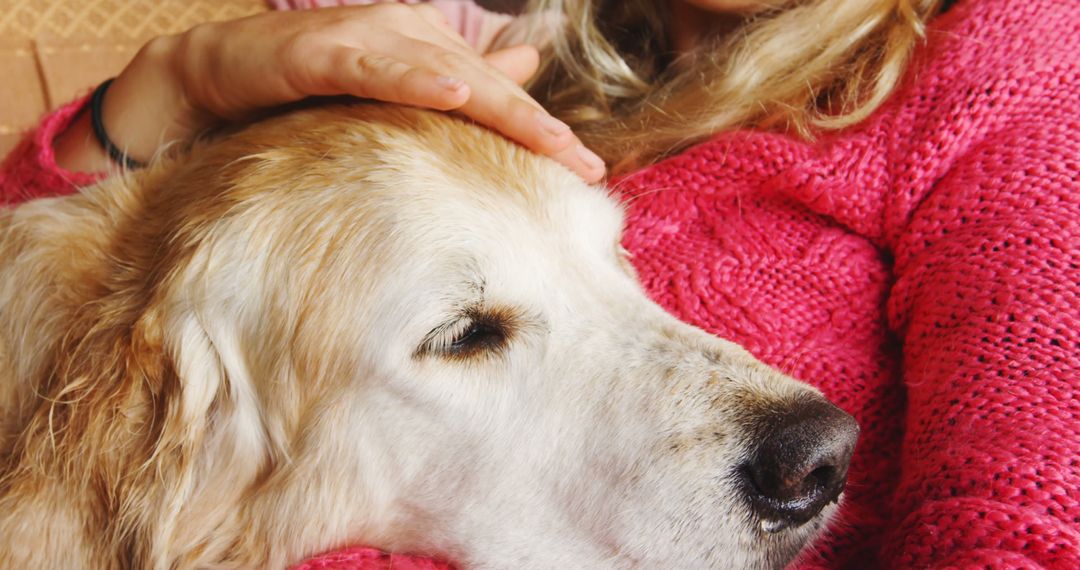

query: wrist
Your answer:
[100,34,214,165]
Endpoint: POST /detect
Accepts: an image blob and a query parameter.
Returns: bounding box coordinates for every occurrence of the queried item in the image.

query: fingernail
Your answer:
[436,75,466,91]
[535,111,571,136]
[576,144,605,171]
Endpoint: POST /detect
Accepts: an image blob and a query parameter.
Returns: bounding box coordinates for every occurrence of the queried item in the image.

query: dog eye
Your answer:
[447,321,506,356]
[417,312,511,360]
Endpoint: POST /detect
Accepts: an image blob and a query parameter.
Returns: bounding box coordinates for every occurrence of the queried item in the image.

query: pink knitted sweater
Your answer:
[2,0,1078,568]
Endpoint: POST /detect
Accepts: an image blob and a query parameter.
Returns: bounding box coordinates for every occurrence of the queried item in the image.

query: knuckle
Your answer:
[280,31,321,64]
[357,56,415,102]
[431,49,468,73]
[353,54,402,95]
[353,52,389,74]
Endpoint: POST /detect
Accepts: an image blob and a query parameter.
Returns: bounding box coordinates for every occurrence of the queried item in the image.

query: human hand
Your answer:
[58,4,605,182]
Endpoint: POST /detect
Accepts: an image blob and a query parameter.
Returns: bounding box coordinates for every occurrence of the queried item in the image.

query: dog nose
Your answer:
[741,398,859,532]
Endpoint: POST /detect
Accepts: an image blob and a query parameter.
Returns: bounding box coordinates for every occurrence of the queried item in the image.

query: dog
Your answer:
[0,105,858,569]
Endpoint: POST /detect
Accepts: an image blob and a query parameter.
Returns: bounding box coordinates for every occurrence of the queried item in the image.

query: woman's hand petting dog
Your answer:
[54,3,606,183]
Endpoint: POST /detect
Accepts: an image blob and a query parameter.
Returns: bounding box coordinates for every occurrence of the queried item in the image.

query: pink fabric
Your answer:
[610,0,1080,567]
[3,0,1079,568]
[289,547,453,570]
[266,0,503,51]
[0,94,101,206]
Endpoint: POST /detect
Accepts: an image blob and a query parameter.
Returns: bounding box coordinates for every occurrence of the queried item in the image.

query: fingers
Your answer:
[451,76,607,182]
[454,83,607,182]
[406,10,606,181]
[320,46,471,111]
[483,45,540,86]
[556,144,608,183]
[383,36,605,181]
[300,5,607,182]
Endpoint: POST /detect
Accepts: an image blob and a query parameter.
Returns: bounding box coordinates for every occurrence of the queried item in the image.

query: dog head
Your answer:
[2,105,857,569]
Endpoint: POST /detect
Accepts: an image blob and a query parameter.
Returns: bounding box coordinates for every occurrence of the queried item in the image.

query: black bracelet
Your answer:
[90,78,146,170]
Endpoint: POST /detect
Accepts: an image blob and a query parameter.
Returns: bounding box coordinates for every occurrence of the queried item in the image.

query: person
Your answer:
[2,1,1078,568]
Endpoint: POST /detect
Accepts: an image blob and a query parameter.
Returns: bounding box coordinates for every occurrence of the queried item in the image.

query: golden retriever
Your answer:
[0,105,858,569]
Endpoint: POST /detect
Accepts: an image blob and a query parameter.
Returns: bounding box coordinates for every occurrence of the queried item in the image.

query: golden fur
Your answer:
[1,105,842,569]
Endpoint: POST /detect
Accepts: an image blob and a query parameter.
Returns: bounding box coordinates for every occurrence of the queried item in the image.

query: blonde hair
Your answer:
[524,0,945,173]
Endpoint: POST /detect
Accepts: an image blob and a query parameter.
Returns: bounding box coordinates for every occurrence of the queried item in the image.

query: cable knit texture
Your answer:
[2,0,1078,568]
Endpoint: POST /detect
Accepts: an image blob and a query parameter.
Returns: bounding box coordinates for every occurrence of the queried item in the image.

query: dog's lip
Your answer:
[759,518,797,534]
[756,492,842,535]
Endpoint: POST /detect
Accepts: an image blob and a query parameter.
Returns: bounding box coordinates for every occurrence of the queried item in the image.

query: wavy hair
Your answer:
[524,0,945,173]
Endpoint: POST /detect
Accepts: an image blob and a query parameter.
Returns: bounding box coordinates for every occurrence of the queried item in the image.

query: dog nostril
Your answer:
[807,465,837,490]
[741,398,859,532]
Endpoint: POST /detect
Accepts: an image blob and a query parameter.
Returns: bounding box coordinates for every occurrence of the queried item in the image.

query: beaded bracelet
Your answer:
[90,78,147,170]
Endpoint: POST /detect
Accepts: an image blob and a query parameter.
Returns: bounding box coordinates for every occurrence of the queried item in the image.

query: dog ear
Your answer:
[1,296,267,567]
[139,307,269,565]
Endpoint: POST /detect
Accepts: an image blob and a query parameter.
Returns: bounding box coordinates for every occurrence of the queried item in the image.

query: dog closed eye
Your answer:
[416,309,515,361]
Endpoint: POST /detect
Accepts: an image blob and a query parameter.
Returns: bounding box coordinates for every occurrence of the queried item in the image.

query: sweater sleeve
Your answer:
[0,96,103,207]
[882,122,1080,567]
[878,4,1080,562]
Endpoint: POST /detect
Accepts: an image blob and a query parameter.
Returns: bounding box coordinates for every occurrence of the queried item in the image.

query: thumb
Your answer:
[483,44,540,85]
